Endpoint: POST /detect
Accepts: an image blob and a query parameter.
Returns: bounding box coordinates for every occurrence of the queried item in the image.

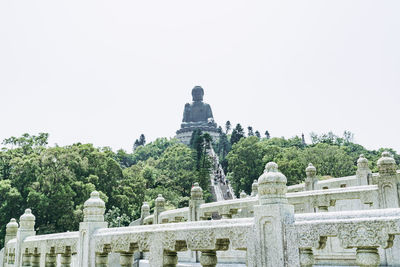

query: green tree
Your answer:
[215,133,231,173]
[139,134,146,146]
[0,179,23,247]
[131,138,177,164]
[231,124,245,145]
[114,149,134,168]
[225,121,231,134]
[156,144,202,204]
[247,126,254,136]
[265,130,270,139]
[227,136,265,195]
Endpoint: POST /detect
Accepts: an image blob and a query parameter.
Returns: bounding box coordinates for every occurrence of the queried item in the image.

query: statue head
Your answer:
[192,86,204,102]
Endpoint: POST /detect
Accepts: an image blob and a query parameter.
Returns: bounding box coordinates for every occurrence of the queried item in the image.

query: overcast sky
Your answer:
[1,1,399,154]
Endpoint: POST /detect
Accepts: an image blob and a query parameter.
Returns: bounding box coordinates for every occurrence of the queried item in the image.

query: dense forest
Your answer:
[214,123,399,194]
[0,126,399,247]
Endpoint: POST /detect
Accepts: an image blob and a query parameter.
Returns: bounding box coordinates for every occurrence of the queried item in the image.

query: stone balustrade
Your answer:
[3,239,16,266]
[288,184,380,213]
[21,232,78,267]
[2,152,399,267]
[148,153,395,223]
[145,184,379,224]
[295,208,400,266]
[93,218,252,267]
[158,207,189,224]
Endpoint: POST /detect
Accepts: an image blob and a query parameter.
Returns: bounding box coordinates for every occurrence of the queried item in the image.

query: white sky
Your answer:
[1,1,399,153]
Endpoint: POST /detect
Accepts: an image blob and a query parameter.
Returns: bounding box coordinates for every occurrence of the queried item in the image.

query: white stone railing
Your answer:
[148,184,380,224]
[149,153,396,223]
[93,218,252,267]
[159,207,189,224]
[295,208,400,266]
[3,239,16,266]
[22,232,78,266]
[2,152,399,267]
[288,184,380,213]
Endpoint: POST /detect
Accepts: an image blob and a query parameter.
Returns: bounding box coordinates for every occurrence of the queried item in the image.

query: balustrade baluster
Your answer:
[200,250,217,267]
[30,248,40,267]
[119,252,134,267]
[45,248,57,267]
[163,251,178,267]
[299,248,314,267]
[22,248,31,266]
[96,252,109,267]
[356,247,380,267]
[60,246,72,267]
[7,249,12,264]
[12,249,16,264]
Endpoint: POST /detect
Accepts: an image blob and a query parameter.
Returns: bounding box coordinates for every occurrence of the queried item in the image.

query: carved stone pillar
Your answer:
[356,154,371,185]
[30,248,40,267]
[200,250,217,267]
[95,252,109,267]
[163,251,178,267]
[22,248,31,266]
[356,247,380,267]
[15,209,36,267]
[251,179,258,197]
[140,202,151,225]
[376,152,398,208]
[299,248,314,267]
[376,152,400,265]
[154,194,166,224]
[5,218,18,245]
[60,247,72,267]
[189,182,205,222]
[305,163,317,191]
[45,251,57,267]
[78,191,108,267]
[254,162,300,267]
[119,252,134,267]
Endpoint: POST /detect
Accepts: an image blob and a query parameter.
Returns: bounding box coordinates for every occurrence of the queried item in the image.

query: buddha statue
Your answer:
[180,86,217,129]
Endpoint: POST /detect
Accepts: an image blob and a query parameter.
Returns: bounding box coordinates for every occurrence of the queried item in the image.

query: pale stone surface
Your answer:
[253,162,299,267]
[78,191,108,267]
[3,154,400,267]
[305,163,318,191]
[0,248,3,267]
[250,180,258,197]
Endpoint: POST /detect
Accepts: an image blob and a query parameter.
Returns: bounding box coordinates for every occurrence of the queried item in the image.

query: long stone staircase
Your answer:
[208,147,235,201]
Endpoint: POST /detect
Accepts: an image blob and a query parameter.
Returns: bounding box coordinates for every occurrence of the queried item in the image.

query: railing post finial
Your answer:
[254,162,299,267]
[378,151,397,176]
[78,191,108,267]
[305,163,317,191]
[251,179,258,197]
[83,191,105,222]
[189,182,205,222]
